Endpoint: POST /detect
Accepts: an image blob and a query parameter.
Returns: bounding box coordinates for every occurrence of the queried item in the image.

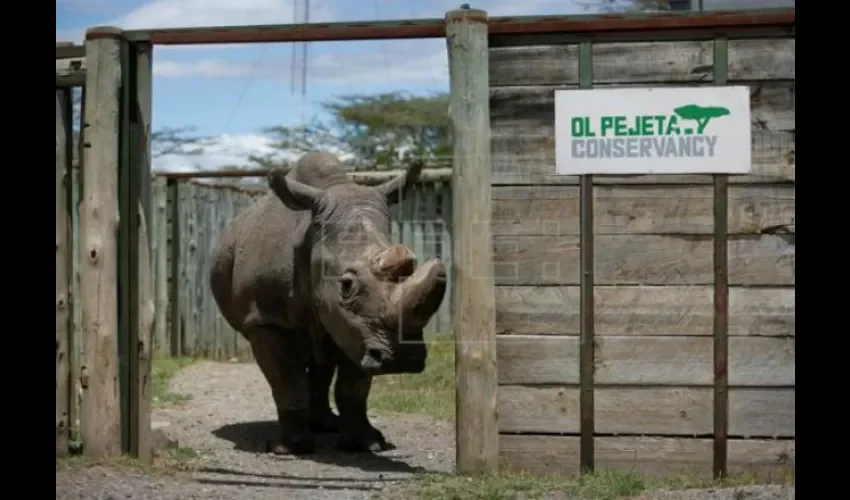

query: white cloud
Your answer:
[154,133,291,172]
[154,133,359,175]
[57,0,336,43]
[143,0,584,85]
[59,0,586,88]
[153,59,260,78]
[151,39,449,87]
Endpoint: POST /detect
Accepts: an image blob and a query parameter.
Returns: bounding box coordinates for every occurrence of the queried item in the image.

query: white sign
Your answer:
[554,86,752,175]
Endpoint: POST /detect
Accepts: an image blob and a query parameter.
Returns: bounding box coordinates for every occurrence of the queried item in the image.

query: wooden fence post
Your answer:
[167,178,182,357]
[446,5,499,475]
[129,40,154,463]
[56,87,74,457]
[153,178,168,356]
[80,26,123,458]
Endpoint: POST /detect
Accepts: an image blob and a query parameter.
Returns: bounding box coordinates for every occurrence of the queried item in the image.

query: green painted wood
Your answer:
[152,179,168,356]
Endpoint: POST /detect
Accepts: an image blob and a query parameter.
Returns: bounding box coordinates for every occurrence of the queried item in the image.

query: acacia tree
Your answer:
[249,92,451,171]
[674,104,730,133]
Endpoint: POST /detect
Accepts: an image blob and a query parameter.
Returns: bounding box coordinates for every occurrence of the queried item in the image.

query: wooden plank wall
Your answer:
[149,178,455,361]
[490,38,795,477]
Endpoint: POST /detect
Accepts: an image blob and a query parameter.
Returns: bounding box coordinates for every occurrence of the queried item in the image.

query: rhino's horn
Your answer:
[370,245,416,281]
[391,258,447,329]
[375,159,424,206]
[268,168,323,211]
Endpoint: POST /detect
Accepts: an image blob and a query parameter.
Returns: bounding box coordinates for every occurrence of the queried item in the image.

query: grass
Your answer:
[152,356,196,406]
[57,445,207,475]
[368,335,455,421]
[398,468,796,500]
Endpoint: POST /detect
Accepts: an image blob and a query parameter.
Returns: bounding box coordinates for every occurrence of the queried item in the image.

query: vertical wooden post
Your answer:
[135,203,155,462]
[130,41,155,463]
[168,178,182,357]
[56,87,74,456]
[80,26,123,458]
[446,5,499,475]
[577,40,596,474]
[154,178,169,356]
[712,37,730,480]
[71,85,87,445]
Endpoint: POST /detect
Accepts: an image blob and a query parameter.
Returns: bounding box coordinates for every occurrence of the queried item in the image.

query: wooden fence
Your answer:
[148,176,454,360]
[58,8,794,479]
[56,33,154,460]
[487,18,795,477]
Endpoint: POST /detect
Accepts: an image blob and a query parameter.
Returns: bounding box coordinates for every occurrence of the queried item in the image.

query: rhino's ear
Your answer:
[268,168,322,211]
[375,159,424,206]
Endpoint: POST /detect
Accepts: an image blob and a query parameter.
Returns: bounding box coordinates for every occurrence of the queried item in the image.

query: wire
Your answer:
[223,45,269,128]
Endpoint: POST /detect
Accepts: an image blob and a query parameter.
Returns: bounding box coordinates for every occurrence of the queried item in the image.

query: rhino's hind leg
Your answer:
[308,354,340,433]
[248,327,315,455]
[333,359,396,453]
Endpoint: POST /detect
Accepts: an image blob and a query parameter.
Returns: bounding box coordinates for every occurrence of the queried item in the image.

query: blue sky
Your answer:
[55,0,587,171]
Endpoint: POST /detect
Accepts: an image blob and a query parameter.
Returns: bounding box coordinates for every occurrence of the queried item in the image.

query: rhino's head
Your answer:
[268,159,447,375]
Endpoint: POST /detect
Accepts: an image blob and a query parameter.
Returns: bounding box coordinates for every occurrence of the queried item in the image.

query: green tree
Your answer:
[151,126,215,160]
[674,104,730,133]
[251,92,451,171]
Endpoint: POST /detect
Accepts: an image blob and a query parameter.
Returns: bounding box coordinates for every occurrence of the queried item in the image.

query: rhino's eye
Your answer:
[338,272,357,299]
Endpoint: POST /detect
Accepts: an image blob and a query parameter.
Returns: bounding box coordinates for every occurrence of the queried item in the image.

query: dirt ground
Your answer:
[56,361,794,500]
[56,361,455,500]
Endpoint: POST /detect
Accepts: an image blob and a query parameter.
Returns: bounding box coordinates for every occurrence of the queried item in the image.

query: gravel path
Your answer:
[56,361,455,500]
[56,361,793,500]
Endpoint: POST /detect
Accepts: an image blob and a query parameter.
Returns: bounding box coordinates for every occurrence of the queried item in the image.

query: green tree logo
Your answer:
[673,104,731,134]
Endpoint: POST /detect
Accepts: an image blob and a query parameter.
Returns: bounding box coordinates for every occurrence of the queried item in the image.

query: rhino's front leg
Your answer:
[333,359,396,453]
[248,327,315,455]
[308,354,340,433]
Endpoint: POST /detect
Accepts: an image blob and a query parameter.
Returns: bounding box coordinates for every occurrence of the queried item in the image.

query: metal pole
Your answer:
[712,36,730,480]
[577,40,596,474]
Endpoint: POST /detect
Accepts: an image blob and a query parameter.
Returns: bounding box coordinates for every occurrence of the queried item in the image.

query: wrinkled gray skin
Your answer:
[209,151,447,455]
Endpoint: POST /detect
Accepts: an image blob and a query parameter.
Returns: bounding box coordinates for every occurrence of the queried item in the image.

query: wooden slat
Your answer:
[56,57,86,87]
[492,185,795,236]
[496,335,794,386]
[135,205,155,462]
[492,131,794,185]
[495,286,794,337]
[499,387,795,437]
[493,234,795,286]
[491,81,794,138]
[490,81,794,185]
[728,39,796,81]
[56,89,73,456]
[500,435,794,477]
[488,39,795,86]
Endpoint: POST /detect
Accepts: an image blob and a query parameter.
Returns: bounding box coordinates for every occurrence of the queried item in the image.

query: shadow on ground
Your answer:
[212,420,428,475]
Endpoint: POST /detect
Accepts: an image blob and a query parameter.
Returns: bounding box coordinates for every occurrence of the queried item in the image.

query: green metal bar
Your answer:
[712,37,730,481]
[168,179,182,357]
[117,38,132,454]
[577,39,595,475]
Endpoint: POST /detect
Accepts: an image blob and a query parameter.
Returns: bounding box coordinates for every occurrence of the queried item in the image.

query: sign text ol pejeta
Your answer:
[554,87,752,175]
[570,104,728,159]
